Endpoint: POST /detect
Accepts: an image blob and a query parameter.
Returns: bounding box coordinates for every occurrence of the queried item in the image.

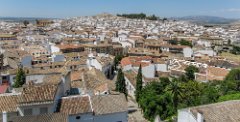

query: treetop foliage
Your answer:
[117,13,159,20]
[137,67,240,121]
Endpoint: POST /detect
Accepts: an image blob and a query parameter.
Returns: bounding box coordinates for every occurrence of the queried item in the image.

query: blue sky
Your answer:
[0,0,240,18]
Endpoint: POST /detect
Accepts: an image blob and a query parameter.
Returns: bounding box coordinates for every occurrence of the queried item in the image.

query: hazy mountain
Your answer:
[173,16,239,24]
[0,17,55,23]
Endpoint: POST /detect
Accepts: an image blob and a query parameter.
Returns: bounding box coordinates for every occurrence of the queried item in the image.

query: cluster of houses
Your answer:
[0,13,239,122]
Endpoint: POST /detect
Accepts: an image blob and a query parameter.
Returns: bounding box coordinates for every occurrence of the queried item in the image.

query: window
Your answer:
[40,107,48,114]
[76,116,81,119]
[24,108,33,115]
[2,76,7,80]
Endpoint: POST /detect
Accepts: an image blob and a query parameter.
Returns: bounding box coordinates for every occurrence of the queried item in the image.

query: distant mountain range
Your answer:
[172,16,239,24]
[0,17,55,23]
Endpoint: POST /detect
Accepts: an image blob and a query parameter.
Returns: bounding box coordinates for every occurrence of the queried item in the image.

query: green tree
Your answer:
[114,55,123,70]
[115,68,128,99]
[13,67,26,88]
[220,68,240,94]
[181,80,204,107]
[166,78,183,111]
[218,93,240,102]
[228,39,231,45]
[147,14,158,20]
[231,46,240,55]
[139,82,175,121]
[135,65,143,102]
[159,77,170,88]
[163,18,168,23]
[179,39,192,47]
[185,65,199,81]
[200,83,220,104]
[23,20,29,27]
[168,40,178,45]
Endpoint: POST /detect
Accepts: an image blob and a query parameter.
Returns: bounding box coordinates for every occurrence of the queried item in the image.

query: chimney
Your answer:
[2,111,7,122]
[197,112,204,122]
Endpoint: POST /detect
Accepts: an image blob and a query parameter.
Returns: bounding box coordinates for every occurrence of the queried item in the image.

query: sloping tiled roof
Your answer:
[70,69,85,82]
[42,74,62,85]
[11,113,68,122]
[121,56,153,67]
[25,68,64,75]
[70,68,114,92]
[91,94,127,115]
[190,100,240,122]
[84,68,115,91]
[18,84,58,106]
[124,70,137,88]
[59,96,92,115]
[0,94,19,113]
[207,67,229,81]
[120,57,132,67]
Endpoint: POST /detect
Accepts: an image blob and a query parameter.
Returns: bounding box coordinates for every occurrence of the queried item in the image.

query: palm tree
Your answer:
[166,78,183,110]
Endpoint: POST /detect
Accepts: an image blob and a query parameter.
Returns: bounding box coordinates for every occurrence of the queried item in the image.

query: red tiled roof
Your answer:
[207,67,229,81]
[0,85,8,94]
[132,62,150,67]
[56,44,83,50]
[121,57,132,67]
[121,56,152,67]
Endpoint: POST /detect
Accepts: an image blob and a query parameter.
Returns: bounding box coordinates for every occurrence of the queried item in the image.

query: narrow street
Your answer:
[127,96,148,122]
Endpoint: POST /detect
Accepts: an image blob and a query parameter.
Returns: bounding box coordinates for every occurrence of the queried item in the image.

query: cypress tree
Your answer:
[135,65,143,102]
[115,68,128,99]
[13,67,26,88]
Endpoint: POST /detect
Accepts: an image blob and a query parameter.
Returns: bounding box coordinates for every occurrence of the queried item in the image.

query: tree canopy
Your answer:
[218,93,240,102]
[115,68,127,99]
[114,54,124,70]
[13,67,26,88]
[135,65,143,102]
[23,20,30,26]
[117,13,159,20]
[136,68,240,121]
[185,65,199,81]
[179,39,192,47]
[231,46,240,55]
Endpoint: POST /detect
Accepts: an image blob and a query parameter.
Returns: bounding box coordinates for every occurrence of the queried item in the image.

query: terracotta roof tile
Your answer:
[190,100,240,122]
[18,85,58,105]
[121,57,132,67]
[207,67,229,81]
[0,94,19,112]
[11,113,68,122]
[91,94,127,115]
[59,96,92,115]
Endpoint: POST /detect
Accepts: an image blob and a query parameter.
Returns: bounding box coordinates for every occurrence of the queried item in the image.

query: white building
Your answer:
[178,100,240,122]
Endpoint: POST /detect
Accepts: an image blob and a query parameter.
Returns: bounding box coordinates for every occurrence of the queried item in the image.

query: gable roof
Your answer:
[84,68,115,91]
[11,113,68,122]
[190,100,240,122]
[18,84,58,106]
[59,95,92,115]
[207,67,229,81]
[42,74,62,85]
[124,70,137,88]
[0,94,19,113]
[91,94,127,115]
